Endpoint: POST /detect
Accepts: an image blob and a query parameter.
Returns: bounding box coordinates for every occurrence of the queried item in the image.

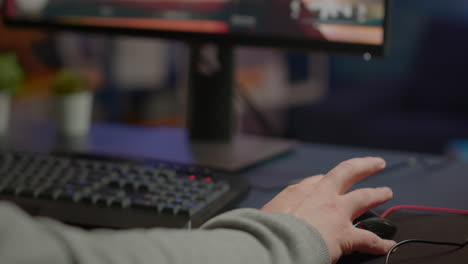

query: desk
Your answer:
[5,121,468,263]
[8,121,466,209]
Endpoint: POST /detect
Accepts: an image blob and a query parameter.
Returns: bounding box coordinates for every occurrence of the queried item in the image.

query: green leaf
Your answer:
[0,52,25,93]
[51,69,88,95]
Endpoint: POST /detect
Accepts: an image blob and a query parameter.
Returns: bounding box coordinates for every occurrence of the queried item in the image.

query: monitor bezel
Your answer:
[2,0,390,56]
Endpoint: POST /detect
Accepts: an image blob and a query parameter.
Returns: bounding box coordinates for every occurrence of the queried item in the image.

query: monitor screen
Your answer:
[3,0,388,54]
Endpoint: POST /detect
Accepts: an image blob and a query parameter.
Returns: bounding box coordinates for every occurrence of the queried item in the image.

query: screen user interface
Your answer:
[5,0,386,45]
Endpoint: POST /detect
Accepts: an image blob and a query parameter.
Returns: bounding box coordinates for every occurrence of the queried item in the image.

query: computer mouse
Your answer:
[355,217,397,240]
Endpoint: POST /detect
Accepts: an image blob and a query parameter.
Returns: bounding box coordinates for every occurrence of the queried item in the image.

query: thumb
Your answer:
[349,229,396,255]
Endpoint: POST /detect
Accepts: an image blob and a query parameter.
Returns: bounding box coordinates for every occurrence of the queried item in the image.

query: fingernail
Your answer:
[379,187,393,196]
[375,157,386,168]
[388,241,398,253]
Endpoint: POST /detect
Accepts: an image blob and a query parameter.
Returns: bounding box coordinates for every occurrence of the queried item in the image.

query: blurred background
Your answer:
[2,0,468,157]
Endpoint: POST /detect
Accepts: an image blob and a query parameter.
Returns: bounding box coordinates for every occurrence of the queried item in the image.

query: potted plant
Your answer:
[0,52,24,136]
[15,0,49,16]
[52,69,93,137]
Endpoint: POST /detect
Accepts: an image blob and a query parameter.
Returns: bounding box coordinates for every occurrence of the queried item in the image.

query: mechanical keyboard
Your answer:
[0,152,250,229]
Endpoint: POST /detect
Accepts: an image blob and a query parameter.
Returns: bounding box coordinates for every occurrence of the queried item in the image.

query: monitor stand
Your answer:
[187,43,297,171]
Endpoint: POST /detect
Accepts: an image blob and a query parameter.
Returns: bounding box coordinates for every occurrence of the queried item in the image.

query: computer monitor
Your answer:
[2,0,390,170]
[3,1,389,52]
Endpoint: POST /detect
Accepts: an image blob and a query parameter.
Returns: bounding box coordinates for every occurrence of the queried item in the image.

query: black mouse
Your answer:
[355,216,397,240]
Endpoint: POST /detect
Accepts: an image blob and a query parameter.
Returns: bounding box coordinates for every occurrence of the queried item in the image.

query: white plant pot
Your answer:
[16,0,48,15]
[56,92,93,137]
[0,92,11,136]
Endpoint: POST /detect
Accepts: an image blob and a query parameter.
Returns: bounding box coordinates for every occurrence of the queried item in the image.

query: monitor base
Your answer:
[190,135,298,172]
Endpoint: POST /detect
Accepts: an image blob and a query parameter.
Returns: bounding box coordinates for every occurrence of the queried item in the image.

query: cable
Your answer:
[380,205,468,263]
[384,239,468,264]
[381,205,468,218]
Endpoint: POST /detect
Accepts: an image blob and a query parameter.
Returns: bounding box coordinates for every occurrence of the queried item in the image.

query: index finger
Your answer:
[322,157,386,194]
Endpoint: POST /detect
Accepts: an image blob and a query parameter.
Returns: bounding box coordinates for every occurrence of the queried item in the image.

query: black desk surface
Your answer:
[4,122,468,263]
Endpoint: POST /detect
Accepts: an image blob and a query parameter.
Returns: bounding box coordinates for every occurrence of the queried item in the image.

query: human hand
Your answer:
[262,157,396,263]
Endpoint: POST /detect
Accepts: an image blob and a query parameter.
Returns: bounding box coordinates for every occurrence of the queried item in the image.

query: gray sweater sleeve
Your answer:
[0,202,330,264]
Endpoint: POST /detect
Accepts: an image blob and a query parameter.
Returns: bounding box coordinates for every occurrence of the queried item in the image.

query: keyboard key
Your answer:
[177,201,206,217]
[109,178,127,188]
[1,184,18,195]
[57,187,79,201]
[108,197,131,208]
[174,197,185,204]
[96,187,125,198]
[137,183,152,192]
[111,164,130,175]
[37,187,62,200]
[162,204,180,215]
[14,184,38,197]
[130,194,159,211]
[81,193,104,205]
[159,169,176,180]
[123,181,141,191]
[176,207,191,217]
[96,197,111,207]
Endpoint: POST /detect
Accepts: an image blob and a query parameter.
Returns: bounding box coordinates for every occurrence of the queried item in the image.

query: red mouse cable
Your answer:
[381,205,468,218]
